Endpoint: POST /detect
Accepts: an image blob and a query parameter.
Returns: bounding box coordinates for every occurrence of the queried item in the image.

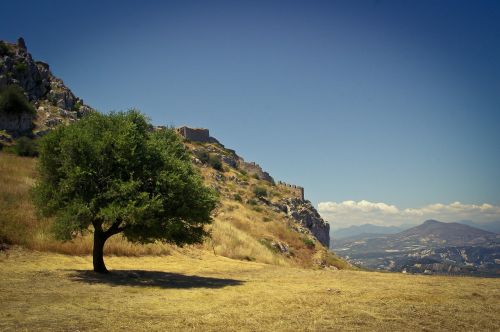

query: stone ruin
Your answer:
[239,160,274,183]
[277,181,304,201]
[176,126,211,143]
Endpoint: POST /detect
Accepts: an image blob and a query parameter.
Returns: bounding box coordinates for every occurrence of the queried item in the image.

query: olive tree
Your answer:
[34,110,218,273]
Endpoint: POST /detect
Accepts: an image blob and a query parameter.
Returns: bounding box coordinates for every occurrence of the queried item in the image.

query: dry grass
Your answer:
[1,151,338,269]
[1,248,499,331]
[0,152,173,256]
[205,217,288,265]
[0,152,38,245]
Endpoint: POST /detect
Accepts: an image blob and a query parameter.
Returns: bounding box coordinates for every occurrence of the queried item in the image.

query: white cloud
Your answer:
[317,200,500,229]
[319,200,399,214]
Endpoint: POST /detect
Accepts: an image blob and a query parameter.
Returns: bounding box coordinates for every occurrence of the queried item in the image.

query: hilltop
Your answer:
[0,38,94,143]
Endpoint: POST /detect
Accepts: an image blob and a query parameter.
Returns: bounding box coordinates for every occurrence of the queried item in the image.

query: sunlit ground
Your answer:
[1,247,499,331]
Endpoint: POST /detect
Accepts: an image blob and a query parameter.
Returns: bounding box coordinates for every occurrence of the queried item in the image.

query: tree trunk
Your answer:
[93,231,108,273]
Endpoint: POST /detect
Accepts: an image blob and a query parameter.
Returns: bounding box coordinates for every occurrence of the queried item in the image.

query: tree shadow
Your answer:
[69,270,244,289]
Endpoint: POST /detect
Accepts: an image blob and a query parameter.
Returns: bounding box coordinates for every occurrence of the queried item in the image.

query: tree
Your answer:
[0,85,35,115]
[34,110,218,273]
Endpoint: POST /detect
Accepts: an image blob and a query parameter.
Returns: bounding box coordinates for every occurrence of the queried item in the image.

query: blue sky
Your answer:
[2,0,499,227]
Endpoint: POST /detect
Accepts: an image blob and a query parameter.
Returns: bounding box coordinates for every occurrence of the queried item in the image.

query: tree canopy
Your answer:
[34,110,218,272]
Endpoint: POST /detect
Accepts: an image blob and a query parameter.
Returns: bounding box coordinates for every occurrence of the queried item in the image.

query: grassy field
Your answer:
[1,248,499,331]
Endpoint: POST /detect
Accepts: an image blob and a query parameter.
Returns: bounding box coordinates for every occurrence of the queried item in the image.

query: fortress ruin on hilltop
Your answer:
[176,126,212,143]
[176,126,305,200]
[277,181,304,201]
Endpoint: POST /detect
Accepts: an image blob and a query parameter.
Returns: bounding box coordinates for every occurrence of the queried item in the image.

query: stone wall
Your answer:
[277,181,304,201]
[239,160,274,183]
[176,126,211,142]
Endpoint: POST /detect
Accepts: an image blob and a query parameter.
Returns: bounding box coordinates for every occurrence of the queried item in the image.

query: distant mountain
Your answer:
[395,219,497,247]
[331,224,407,240]
[332,220,500,277]
[456,220,500,234]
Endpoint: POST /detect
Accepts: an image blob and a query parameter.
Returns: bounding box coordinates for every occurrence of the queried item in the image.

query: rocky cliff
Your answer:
[274,198,330,247]
[0,38,93,140]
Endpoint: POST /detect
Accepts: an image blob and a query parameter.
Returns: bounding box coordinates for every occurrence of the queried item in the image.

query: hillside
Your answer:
[0,38,94,144]
[0,132,344,268]
[174,130,337,267]
[332,220,500,276]
[0,37,344,270]
[0,138,342,268]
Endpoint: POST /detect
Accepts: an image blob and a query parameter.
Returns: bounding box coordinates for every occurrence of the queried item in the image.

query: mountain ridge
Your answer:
[332,219,499,276]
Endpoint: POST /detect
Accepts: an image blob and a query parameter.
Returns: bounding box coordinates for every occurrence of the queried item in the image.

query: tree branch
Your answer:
[104,219,126,238]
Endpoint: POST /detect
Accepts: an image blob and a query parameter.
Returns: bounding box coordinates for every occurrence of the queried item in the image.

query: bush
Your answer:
[302,237,315,249]
[247,198,258,206]
[252,173,260,180]
[14,62,28,73]
[0,85,35,115]
[253,186,267,198]
[209,154,223,171]
[72,101,82,112]
[14,137,38,157]
[0,41,10,56]
[233,193,242,202]
[194,150,210,164]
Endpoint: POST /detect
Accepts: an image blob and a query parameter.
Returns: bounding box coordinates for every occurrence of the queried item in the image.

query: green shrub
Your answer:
[72,101,82,112]
[253,186,267,198]
[302,237,315,249]
[0,85,35,115]
[209,154,223,171]
[14,62,28,73]
[194,150,210,164]
[233,193,242,202]
[0,41,10,56]
[247,198,258,206]
[252,173,260,180]
[14,137,38,157]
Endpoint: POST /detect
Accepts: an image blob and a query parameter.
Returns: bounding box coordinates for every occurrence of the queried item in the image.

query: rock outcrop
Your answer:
[0,37,94,139]
[275,198,330,247]
[0,111,33,135]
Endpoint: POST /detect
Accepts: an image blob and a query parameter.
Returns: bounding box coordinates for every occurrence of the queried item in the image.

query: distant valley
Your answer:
[331,220,500,277]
